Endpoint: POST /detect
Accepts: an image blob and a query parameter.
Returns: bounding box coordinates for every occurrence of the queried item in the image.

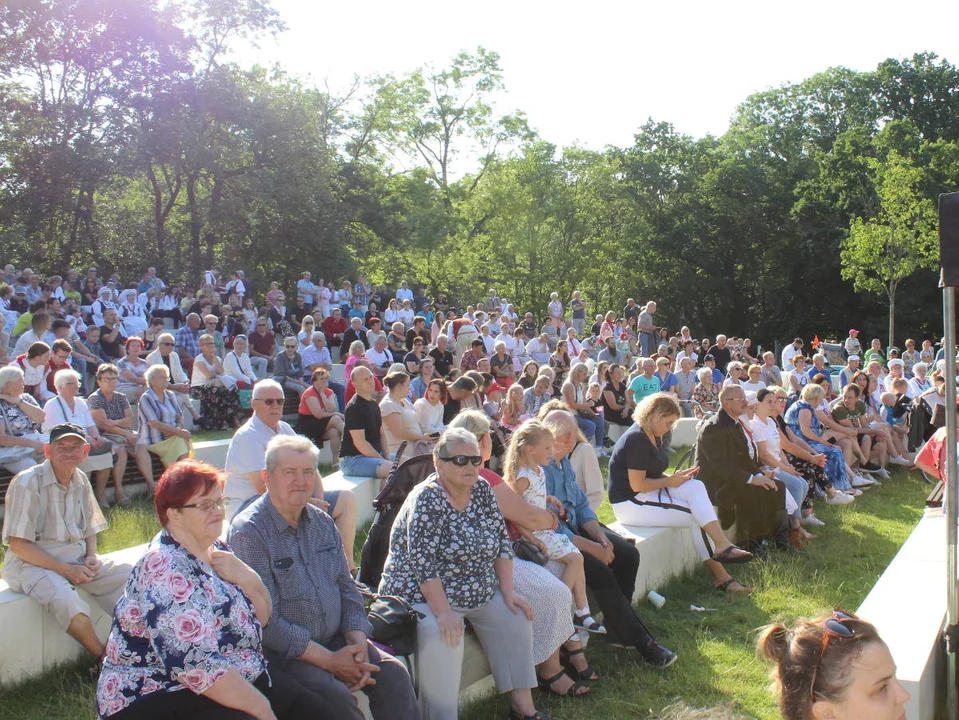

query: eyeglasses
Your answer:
[254,397,284,406]
[438,454,483,467]
[177,496,230,513]
[810,609,863,702]
[159,342,174,347]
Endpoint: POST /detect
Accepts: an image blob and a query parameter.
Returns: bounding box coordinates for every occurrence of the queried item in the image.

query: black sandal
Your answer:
[715,576,752,593]
[560,646,599,682]
[508,710,552,720]
[536,668,590,697]
[711,545,754,564]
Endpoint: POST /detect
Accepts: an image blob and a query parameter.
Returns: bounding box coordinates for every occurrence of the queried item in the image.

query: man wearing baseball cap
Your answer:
[2,423,131,660]
[845,329,862,357]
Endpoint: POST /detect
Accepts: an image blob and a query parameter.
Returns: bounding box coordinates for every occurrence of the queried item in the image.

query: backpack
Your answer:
[358,452,436,590]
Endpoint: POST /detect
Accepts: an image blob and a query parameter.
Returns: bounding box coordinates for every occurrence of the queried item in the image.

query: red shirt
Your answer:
[298,384,335,415]
[323,316,347,340]
[248,330,275,358]
[480,468,521,541]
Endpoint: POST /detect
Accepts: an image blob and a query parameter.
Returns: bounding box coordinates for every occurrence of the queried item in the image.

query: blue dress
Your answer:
[784,400,851,491]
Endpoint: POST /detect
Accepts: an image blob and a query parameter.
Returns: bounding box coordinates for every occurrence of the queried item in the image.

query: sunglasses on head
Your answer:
[810,609,863,702]
[256,398,284,406]
[439,454,483,467]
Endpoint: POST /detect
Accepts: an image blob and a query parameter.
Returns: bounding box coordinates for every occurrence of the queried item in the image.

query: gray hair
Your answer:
[349,340,366,356]
[158,332,175,344]
[252,378,284,399]
[434,427,480,461]
[540,408,578,440]
[264,434,319,473]
[0,365,24,389]
[448,409,492,441]
[697,367,713,383]
[145,363,170,385]
[53,368,82,391]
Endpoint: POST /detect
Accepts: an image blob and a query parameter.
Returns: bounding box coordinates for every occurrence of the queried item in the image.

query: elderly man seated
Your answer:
[228,435,420,720]
[525,333,551,365]
[694,385,787,557]
[224,379,358,573]
[1,424,130,660]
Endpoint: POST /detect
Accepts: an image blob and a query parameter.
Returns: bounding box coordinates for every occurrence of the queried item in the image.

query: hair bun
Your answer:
[757,623,791,662]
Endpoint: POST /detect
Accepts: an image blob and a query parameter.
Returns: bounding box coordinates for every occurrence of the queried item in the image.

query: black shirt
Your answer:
[340,394,383,459]
[342,327,369,350]
[443,396,462,425]
[603,380,632,426]
[707,344,732,373]
[607,424,668,504]
[429,348,453,378]
[405,328,429,351]
[99,324,126,359]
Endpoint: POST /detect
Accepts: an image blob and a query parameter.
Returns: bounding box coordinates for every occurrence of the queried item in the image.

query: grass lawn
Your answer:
[0,459,931,720]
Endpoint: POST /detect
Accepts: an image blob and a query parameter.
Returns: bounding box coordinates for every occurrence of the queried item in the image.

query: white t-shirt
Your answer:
[42,395,95,433]
[750,415,782,461]
[781,344,802,372]
[740,380,767,393]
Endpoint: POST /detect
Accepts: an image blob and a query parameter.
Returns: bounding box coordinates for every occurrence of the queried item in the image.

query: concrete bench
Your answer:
[605,522,701,603]
[856,509,947,720]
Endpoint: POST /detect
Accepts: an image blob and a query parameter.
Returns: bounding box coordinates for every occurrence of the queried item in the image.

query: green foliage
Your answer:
[840,150,939,346]
[0,1,955,343]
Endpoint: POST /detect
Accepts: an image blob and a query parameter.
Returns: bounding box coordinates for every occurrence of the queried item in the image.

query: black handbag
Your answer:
[367,594,424,658]
[512,538,548,566]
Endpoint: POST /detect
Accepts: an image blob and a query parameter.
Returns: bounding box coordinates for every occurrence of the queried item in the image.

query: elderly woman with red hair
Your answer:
[96,460,330,720]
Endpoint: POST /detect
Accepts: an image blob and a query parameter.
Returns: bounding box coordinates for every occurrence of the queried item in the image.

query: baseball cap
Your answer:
[704,354,715,361]
[488,382,507,394]
[847,354,860,361]
[849,328,860,334]
[49,423,87,443]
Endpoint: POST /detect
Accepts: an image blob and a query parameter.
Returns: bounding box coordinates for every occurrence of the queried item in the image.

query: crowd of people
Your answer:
[0,265,926,720]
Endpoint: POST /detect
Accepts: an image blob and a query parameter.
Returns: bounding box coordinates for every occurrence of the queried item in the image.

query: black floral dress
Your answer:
[379,474,511,610]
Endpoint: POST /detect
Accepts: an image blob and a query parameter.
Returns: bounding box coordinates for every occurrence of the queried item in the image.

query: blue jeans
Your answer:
[575,414,605,448]
[340,454,388,478]
[70,356,88,396]
[772,468,808,520]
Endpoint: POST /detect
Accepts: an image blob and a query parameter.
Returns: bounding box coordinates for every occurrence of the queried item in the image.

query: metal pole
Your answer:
[944,284,958,720]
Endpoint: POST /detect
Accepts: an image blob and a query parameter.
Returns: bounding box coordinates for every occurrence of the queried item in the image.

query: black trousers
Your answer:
[579,526,656,649]
[108,671,336,720]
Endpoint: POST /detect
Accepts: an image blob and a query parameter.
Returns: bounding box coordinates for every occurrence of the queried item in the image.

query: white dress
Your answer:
[517,465,578,560]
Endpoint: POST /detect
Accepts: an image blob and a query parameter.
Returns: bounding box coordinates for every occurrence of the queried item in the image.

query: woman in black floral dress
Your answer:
[379,428,549,720]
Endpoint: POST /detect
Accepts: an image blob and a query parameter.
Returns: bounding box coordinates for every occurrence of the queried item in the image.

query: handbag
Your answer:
[367,594,424,658]
[148,435,192,467]
[512,538,548,566]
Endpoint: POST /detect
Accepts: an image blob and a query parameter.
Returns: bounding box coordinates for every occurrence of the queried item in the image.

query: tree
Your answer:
[840,151,939,349]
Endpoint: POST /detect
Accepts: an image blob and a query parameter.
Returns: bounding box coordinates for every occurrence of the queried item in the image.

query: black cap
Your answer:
[704,354,716,361]
[48,423,87,443]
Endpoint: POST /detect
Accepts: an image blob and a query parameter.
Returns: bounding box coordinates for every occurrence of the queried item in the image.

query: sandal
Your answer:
[560,646,599,682]
[536,668,589,697]
[115,495,133,507]
[573,613,607,634]
[715,576,752,593]
[711,545,754,564]
[508,711,551,720]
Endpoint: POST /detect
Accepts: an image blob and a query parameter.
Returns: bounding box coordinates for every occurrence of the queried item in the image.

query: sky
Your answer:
[234,0,959,151]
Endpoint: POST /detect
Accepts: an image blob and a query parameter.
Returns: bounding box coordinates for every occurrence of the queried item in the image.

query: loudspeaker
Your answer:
[940,192,959,287]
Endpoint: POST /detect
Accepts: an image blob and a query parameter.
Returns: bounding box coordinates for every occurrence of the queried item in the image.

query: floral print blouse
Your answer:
[379,474,512,610]
[96,531,267,718]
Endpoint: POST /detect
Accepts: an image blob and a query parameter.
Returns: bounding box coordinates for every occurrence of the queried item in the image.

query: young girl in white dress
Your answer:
[504,420,605,634]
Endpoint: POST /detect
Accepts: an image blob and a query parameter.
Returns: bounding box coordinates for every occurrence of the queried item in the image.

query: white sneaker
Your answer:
[876,468,891,480]
[826,492,855,505]
[891,455,912,466]
[852,474,876,488]
[801,514,826,527]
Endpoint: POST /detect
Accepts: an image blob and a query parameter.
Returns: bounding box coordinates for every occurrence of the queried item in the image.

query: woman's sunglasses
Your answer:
[810,609,863,702]
[439,454,482,467]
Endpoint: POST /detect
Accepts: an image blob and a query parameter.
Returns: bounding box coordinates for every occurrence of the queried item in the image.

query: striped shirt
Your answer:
[2,460,107,545]
[136,389,182,446]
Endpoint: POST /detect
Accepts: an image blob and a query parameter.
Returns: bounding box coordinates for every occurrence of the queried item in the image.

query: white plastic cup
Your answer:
[647,590,666,609]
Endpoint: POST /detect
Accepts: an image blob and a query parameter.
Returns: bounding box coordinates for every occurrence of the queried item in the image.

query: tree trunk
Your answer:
[186,173,203,287]
[887,281,897,353]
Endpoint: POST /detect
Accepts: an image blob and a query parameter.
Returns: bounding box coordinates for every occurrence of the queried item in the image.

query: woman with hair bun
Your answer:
[757,609,909,720]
